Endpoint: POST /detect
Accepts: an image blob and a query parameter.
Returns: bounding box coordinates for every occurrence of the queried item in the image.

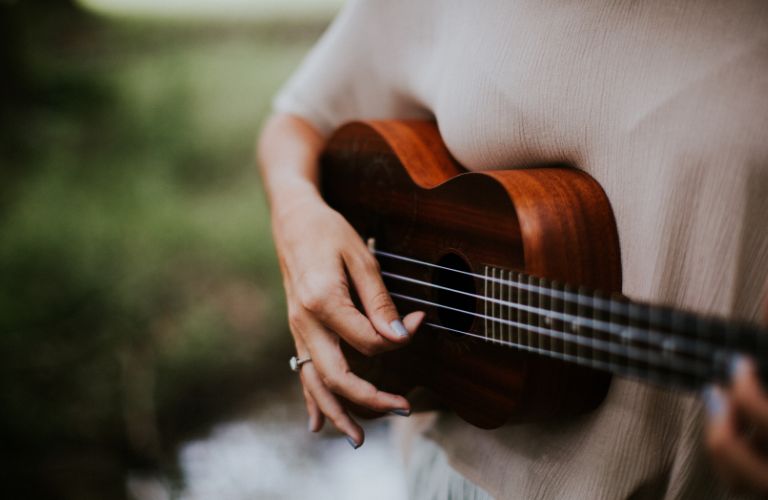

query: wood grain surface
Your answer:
[320,120,622,428]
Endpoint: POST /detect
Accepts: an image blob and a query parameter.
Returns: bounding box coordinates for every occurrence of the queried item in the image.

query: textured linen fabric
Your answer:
[273,1,768,498]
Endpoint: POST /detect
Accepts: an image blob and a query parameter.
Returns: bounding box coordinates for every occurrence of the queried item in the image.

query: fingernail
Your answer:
[728,354,747,382]
[702,386,726,421]
[308,418,315,432]
[390,319,409,338]
[345,436,361,450]
[389,408,411,417]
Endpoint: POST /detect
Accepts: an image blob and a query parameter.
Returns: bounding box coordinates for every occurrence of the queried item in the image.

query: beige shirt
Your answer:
[274,1,768,498]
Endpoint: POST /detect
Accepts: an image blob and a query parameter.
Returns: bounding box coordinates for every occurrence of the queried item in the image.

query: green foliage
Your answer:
[0,16,319,482]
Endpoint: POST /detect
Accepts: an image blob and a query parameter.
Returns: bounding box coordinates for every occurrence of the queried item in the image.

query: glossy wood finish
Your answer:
[320,120,622,428]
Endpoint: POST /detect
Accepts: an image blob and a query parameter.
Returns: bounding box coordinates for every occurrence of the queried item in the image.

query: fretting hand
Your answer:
[259,113,425,448]
[705,301,768,494]
[273,192,424,448]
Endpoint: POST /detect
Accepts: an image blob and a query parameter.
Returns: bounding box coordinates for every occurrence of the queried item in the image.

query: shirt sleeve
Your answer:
[273,0,431,137]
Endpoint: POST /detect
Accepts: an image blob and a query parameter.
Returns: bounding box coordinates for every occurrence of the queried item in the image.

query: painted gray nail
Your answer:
[308,418,315,432]
[702,386,725,420]
[345,436,361,449]
[390,319,409,338]
[389,408,411,417]
[728,354,746,382]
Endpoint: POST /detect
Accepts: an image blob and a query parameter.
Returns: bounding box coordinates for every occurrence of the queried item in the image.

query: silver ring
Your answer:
[289,355,312,372]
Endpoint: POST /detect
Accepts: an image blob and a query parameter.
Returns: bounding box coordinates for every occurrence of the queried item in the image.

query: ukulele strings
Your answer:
[375,248,723,347]
[423,321,707,389]
[388,291,712,379]
[372,249,732,382]
[376,250,676,316]
[381,270,713,357]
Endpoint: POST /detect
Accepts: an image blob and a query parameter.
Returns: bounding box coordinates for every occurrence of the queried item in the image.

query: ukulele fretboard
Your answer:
[378,245,767,392]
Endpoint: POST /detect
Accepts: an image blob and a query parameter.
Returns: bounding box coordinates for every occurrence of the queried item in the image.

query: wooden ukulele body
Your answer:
[320,120,622,428]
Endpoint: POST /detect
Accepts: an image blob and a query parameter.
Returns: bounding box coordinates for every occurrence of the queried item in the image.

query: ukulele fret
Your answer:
[538,277,549,354]
[474,264,722,384]
[511,271,520,346]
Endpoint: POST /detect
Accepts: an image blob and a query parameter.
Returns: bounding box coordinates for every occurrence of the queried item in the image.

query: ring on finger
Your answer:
[290,355,312,372]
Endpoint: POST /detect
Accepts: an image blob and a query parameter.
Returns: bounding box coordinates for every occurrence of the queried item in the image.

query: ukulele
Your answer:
[320,120,768,429]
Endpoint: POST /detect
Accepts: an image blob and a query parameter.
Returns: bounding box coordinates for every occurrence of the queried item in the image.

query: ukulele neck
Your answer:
[476,265,766,390]
[375,245,768,392]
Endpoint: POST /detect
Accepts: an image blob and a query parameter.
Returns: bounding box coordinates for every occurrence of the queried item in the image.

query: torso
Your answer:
[275,1,768,497]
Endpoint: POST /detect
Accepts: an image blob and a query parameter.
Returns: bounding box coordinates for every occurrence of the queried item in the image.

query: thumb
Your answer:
[345,250,423,343]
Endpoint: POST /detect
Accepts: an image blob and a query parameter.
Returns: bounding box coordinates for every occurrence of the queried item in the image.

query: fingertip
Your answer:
[345,427,365,449]
[389,319,409,339]
[389,408,411,417]
[742,356,758,377]
[729,355,753,384]
[704,393,734,459]
[388,396,412,416]
[730,356,763,399]
[380,311,425,343]
[391,394,411,410]
[380,313,424,343]
[703,385,728,424]
[308,413,324,433]
[400,310,425,336]
[345,435,363,450]
[404,310,426,328]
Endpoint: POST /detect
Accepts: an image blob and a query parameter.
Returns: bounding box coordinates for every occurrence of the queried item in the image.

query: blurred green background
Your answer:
[0,1,359,498]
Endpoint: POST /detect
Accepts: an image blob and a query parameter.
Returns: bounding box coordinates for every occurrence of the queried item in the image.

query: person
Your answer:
[257,1,768,497]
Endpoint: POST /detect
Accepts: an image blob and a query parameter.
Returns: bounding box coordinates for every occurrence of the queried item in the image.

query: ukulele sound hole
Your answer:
[433,253,477,332]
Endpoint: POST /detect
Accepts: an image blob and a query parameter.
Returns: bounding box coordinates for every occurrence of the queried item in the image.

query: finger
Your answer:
[304,321,411,414]
[301,362,364,448]
[296,269,395,356]
[403,310,426,334]
[730,357,768,436]
[302,385,324,433]
[320,300,401,356]
[292,305,409,413]
[290,334,325,432]
[344,247,422,343]
[706,387,768,493]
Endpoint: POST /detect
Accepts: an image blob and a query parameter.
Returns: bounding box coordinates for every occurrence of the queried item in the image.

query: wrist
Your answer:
[269,177,324,222]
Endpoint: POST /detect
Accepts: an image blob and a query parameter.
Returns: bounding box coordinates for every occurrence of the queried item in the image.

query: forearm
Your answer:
[257,113,326,218]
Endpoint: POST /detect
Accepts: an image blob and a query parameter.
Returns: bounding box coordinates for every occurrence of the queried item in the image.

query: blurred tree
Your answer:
[0,0,84,113]
[0,3,130,499]
[0,3,301,498]
[1,0,97,206]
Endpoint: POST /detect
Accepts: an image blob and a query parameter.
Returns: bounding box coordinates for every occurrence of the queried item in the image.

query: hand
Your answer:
[273,191,424,448]
[705,302,768,494]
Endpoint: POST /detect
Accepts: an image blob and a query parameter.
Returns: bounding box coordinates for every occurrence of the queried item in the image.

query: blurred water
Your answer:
[128,391,408,500]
